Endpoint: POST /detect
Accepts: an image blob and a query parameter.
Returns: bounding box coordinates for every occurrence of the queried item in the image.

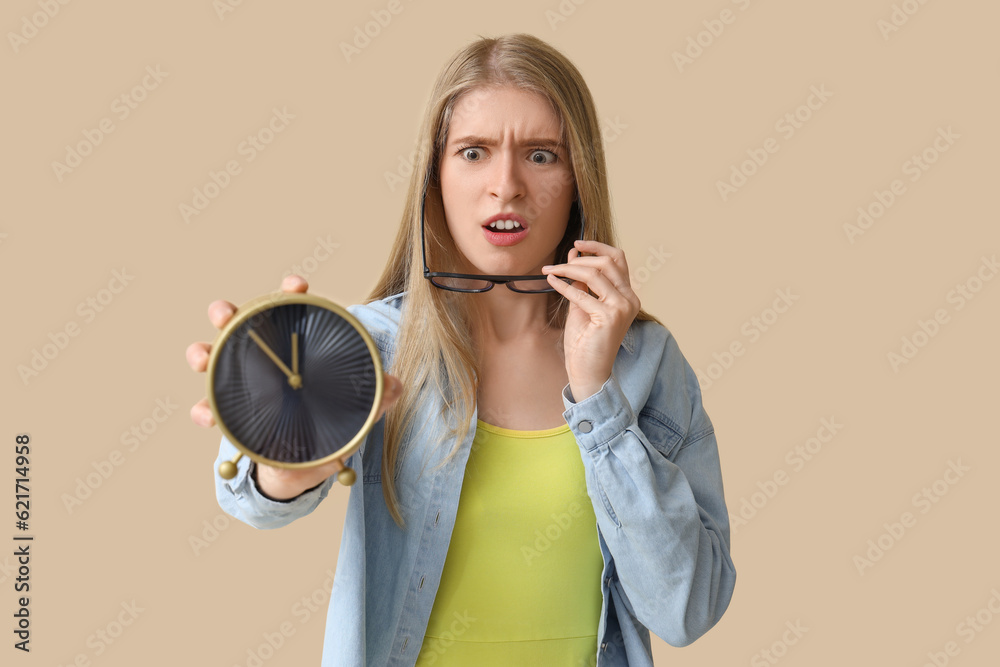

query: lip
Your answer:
[481,212,529,247]
[482,225,528,246]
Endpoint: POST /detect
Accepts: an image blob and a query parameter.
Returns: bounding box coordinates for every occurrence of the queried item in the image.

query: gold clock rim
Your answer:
[205,290,384,471]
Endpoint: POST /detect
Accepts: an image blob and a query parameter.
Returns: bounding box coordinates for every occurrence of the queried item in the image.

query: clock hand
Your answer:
[247,329,302,389]
[292,332,299,376]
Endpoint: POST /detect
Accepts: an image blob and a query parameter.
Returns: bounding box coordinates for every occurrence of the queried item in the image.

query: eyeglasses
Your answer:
[420,173,585,293]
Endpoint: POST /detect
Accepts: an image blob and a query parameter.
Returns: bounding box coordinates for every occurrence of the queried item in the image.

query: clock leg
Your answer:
[218,453,243,480]
[332,458,357,486]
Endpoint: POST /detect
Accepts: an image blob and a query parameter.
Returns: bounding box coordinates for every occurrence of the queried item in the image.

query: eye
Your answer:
[530,149,558,164]
[458,146,484,162]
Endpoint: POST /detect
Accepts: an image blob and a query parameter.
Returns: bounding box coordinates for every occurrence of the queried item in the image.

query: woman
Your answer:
[187,33,736,666]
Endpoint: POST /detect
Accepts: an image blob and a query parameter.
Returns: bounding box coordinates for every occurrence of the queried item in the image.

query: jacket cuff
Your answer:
[561,374,637,452]
[215,436,331,522]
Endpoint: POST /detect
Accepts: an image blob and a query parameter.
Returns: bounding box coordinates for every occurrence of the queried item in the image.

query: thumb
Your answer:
[382,374,403,407]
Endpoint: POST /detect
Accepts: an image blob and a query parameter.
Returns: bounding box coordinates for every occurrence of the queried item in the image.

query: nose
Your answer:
[488,150,526,204]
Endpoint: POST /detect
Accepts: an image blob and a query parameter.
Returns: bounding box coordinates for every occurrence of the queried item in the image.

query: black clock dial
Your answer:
[212,302,379,465]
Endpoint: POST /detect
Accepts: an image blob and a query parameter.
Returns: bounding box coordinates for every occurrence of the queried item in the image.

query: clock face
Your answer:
[209,295,381,467]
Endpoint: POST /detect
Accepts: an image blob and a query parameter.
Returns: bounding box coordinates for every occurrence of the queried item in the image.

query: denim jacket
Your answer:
[214,292,736,666]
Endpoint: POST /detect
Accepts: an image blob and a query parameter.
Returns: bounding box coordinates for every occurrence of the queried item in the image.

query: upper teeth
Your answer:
[489,220,521,230]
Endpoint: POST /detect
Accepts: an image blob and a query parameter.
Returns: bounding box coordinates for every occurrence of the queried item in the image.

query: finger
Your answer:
[572,238,626,262]
[546,245,627,275]
[572,240,630,273]
[544,261,621,301]
[545,272,603,315]
[379,374,403,412]
[207,300,238,329]
[282,274,309,293]
[190,398,215,428]
[186,342,212,372]
[556,257,641,312]
[550,248,638,307]
[560,253,632,288]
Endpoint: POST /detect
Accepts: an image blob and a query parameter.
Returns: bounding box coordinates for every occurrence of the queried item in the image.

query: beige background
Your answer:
[3,0,998,665]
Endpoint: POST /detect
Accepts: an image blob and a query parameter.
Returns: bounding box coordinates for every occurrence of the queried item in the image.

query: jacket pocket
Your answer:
[637,408,684,460]
[595,474,622,528]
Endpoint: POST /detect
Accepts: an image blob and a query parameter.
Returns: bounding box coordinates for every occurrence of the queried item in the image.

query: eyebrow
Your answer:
[449,135,564,149]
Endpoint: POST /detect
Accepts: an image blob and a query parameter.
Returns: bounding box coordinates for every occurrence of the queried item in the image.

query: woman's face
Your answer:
[437,85,576,277]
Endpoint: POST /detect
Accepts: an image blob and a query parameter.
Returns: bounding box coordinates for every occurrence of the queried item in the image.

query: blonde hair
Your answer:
[367,33,662,527]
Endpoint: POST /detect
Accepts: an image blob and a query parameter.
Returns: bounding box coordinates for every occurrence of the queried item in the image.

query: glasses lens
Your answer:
[431,276,493,292]
[507,278,561,293]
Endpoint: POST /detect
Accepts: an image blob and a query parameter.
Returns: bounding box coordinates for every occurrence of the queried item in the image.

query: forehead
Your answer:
[447,86,562,143]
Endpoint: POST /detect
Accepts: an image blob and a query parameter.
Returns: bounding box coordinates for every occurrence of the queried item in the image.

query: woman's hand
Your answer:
[186,274,402,499]
[541,239,641,402]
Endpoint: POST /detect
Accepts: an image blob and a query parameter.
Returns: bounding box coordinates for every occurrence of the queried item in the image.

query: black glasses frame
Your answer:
[419,172,585,293]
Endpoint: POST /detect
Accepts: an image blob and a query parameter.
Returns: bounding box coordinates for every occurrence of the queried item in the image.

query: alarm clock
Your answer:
[207,290,383,486]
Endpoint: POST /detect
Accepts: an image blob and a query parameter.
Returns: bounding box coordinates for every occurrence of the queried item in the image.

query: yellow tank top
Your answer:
[415,419,603,666]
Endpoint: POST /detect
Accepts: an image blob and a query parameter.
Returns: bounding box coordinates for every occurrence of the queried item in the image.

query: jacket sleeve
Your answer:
[561,327,736,647]
[213,433,339,530]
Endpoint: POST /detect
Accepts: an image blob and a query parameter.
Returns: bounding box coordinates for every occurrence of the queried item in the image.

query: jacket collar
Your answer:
[621,323,636,355]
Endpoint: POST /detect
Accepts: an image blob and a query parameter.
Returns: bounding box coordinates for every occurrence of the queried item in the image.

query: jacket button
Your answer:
[579,420,593,433]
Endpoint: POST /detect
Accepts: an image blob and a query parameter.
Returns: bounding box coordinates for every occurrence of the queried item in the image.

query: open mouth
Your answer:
[482,219,528,246]
[484,219,525,233]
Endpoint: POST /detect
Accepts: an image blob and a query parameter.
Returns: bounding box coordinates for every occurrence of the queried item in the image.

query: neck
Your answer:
[468,289,559,345]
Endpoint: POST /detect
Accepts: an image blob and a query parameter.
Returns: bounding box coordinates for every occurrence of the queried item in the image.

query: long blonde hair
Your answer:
[367,33,662,527]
